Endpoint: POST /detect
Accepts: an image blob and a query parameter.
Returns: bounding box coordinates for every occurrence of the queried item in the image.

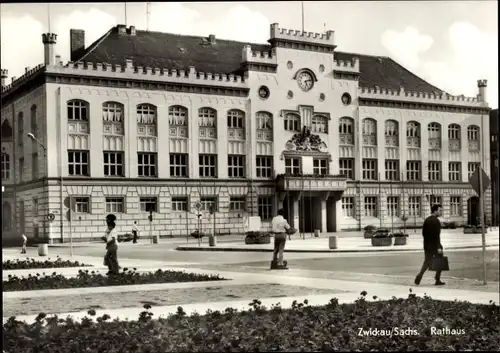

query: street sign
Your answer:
[47,213,55,222]
[194,201,203,212]
[468,167,491,196]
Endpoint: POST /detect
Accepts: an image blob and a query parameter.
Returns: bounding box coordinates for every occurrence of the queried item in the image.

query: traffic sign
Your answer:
[47,213,55,222]
[194,201,203,212]
[468,167,491,196]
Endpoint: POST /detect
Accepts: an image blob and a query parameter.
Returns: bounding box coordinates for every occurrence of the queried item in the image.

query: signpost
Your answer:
[468,167,491,285]
[194,201,203,246]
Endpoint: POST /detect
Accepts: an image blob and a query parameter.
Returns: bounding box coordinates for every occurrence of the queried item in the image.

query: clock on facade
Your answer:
[258,85,270,99]
[297,70,314,91]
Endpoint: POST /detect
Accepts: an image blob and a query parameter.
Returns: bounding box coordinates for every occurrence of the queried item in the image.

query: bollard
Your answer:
[38,244,49,256]
[314,229,320,237]
[152,235,159,244]
[328,235,337,249]
[209,234,217,247]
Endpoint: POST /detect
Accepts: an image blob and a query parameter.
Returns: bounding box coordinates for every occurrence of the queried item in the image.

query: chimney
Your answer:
[129,26,136,36]
[208,34,216,44]
[117,24,127,35]
[477,79,488,104]
[42,33,58,66]
[1,69,8,87]
[70,29,85,62]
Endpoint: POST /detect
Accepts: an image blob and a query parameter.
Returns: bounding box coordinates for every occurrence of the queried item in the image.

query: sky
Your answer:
[1,1,498,108]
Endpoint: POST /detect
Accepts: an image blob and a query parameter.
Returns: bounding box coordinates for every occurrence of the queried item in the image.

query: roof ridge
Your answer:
[383,56,444,93]
[77,28,115,63]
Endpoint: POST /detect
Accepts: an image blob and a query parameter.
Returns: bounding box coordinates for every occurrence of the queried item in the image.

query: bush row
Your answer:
[2,257,92,270]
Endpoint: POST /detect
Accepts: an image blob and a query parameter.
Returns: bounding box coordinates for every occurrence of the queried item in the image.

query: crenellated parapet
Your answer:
[358,86,483,107]
[334,58,359,73]
[241,45,277,65]
[270,23,335,47]
[1,64,45,94]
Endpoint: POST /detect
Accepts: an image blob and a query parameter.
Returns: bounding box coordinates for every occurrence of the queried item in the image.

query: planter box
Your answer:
[364,231,374,239]
[371,237,393,246]
[463,228,482,234]
[245,232,270,245]
[329,236,337,249]
[394,237,407,246]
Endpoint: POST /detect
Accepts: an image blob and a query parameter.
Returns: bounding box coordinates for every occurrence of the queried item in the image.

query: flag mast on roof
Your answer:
[47,3,51,32]
[301,1,305,32]
[124,2,128,26]
[146,2,151,31]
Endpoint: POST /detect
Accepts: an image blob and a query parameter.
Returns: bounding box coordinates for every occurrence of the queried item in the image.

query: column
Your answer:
[377,119,385,180]
[442,125,449,182]
[320,191,330,233]
[156,101,169,178]
[127,99,137,178]
[460,124,469,182]
[190,101,199,179]
[292,192,301,232]
[218,109,228,179]
[89,100,103,178]
[421,122,429,182]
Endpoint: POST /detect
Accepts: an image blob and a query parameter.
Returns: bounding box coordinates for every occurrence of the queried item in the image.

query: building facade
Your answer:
[1,23,492,243]
[490,109,499,226]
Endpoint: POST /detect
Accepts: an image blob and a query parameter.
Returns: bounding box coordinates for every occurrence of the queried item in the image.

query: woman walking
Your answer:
[104,214,120,275]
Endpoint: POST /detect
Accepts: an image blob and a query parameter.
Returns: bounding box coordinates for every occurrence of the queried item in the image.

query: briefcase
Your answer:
[286,227,297,235]
[430,256,450,271]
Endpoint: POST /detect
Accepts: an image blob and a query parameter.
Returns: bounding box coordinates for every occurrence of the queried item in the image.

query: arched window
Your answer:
[2,202,12,230]
[448,124,461,140]
[102,102,124,122]
[256,111,273,142]
[284,113,300,132]
[339,117,354,145]
[384,120,399,146]
[67,100,89,120]
[428,122,441,149]
[30,105,37,133]
[362,118,377,145]
[137,104,157,124]
[227,109,245,129]
[1,153,10,180]
[17,112,24,146]
[199,107,217,139]
[169,106,188,126]
[312,115,328,134]
[467,125,479,141]
[406,121,421,147]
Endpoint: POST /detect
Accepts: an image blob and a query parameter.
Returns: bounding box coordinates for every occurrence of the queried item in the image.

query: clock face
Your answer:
[297,71,314,91]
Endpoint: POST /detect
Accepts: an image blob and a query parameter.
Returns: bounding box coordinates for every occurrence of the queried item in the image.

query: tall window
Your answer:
[73,197,90,213]
[170,154,188,177]
[339,159,354,179]
[171,197,188,211]
[140,197,157,212]
[31,153,38,180]
[1,153,10,180]
[105,197,124,213]
[67,100,89,120]
[199,107,217,139]
[313,158,328,175]
[256,156,273,178]
[364,196,378,217]
[102,102,123,122]
[284,113,300,132]
[103,152,124,177]
[339,117,354,145]
[3,202,12,230]
[342,197,355,218]
[199,155,217,178]
[17,112,24,146]
[449,162,461,181]
[428,161,441,181]
[227,109,244,129]
[230,196,246,211]
[68,151,89,176]
[468,162,480,178]
[256,112,273,131]
[362,159,377,180]
[387,196,399,217]
[408,196,421,217]
[200,197,217,212]
[429,195,442,208]
[450,196,462,217]
[428,123,441,149]
[406,161,421,181]
[258,196,273,221]
[30,105,37,134]
[228,155,245,178]
[448,124,461,151]
[311,115,328,134]
[137,104,157,124]
[285,157,301,175]
[362,118,377,145]
[385,120,399,146]
[19,157,24,180]
[33,198,39,216]
[169,106,189,138]
[406,121,421,147]
[467,125,480,151]
[138,153,157,177]
[385,160,399,181]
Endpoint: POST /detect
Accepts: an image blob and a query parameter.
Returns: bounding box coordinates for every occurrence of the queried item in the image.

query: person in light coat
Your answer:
[103,214,120,275]
[271,209,293,269]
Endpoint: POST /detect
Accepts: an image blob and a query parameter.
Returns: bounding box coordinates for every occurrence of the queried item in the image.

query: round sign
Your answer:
[47,213,55,222]
[194,201,203,211]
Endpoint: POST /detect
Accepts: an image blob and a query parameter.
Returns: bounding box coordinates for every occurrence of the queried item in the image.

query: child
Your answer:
[21,233,27,254]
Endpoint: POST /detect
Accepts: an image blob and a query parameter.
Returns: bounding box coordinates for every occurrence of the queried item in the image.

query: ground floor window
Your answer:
[258,196,273,221]
[200,197,217,212]
[140,197,157,212]
[171,197,188,211]
[408,196,421,217]
[364,196,378,217]
[105,197,125,213]
[341,197,355,217]
[450,196,462,216]
[73,197,90,213]
[229,196,246,211]
[387,196,399,217]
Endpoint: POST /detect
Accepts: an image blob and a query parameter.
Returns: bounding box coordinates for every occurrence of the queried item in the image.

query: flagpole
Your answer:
[390,174,394,233]
[124,2,128,26]
[413,173,417,232]
[301,1,305,32]
[378,172,382,228]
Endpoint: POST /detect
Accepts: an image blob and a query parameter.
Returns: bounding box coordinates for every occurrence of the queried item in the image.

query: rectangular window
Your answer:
[387,196,399,217]
[448,162,461,181]
[342,197,355,218]
[105,197,125,213]
[200,197,217,212]
[406,161,421,181]
[408,196,421,217]
[73,197,90,213]
[313,158,328,175]
[285,157,301,175]
[33,198,38,216]
[19,157,24,181]
[170,154,188,177]
[199,155,217,178]
[256,156,273,178]
[339,158,354,179]
[430,195,442,207]
[428,161,442,181]
[364,196,378,217]
[171,197,188,211]
[362,159,377,180]
[258,196,273,221]
[385,160,399,181]
[228,155,245,178]
[450,196,462,217]
[229,196,246,211]
[468,162,480,178]
[1,153,10,180]
[103,152,124,177]
[140,197,157,212]
[68,150,89,176]
[138,152,157,177]
[31,152,38,180]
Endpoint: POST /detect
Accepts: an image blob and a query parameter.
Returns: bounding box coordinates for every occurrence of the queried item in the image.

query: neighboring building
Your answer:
[0,23,492,243]
[490,109,499,226]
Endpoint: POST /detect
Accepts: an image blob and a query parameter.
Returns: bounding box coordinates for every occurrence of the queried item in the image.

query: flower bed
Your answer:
[3,292,498,352]
[244,231,271,244]
[2,257,92,270]
[3,269,226,292]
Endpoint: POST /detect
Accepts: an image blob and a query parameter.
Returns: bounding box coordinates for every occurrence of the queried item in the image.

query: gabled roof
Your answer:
[77,26,443,94]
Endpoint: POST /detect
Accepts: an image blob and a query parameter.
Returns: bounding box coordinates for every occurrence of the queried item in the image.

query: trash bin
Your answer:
[38,244,49,257]
[314,229,321,237]
[209,234,217,247]
[328,236,337,249]
[152,235,159,244]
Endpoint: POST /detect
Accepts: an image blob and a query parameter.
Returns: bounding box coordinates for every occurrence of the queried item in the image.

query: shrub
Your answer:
[3,268,226,292]
[391,232,409,237]
[3,293,499,352]
[190,230,205,239]
[2,257,92,270]
[363,225,376,232]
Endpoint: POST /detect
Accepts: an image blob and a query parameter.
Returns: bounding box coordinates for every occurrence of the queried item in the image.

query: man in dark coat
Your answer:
[415,204,445,286]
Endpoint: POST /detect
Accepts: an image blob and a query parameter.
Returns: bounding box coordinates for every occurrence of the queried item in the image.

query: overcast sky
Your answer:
[1,1,498,108]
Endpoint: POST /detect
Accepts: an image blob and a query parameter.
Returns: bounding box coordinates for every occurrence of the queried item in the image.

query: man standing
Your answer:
[271,208,292,270]
[21,233,27,254]
[132,221,139,244]
[415,204,445,286]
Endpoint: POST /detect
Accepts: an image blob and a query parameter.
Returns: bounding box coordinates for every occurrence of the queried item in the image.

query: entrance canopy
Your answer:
[276,174,347,192]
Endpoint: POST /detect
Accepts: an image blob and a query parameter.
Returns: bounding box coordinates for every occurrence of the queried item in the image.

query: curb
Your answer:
[175,244,498,253]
